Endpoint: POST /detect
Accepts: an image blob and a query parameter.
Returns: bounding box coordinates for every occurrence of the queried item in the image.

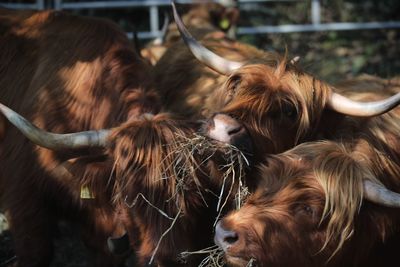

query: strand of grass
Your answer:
[216,171,229,212]
[180,246,225,267]
[180,245,220,258]
[0,255,17,266]
[238,150,250,166]
[167,133,215,205]
[198,248,225,267]
[124,193,174,220]
[237,175,242,209]
[107,155,119,188]
[214,167,236,226]
[246,258,256,267]
[236,178,249,209]
[235,159,248,209]
[149,208,182,265]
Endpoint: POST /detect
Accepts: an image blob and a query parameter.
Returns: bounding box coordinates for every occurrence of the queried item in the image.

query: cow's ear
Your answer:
[50,154,115,198]
[223,7,239,30]
[225,75,241,104]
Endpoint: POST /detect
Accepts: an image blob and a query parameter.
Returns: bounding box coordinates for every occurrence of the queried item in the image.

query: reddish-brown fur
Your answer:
[0,9,250,267]
[0,8,160,266]
[213,76,400,266]
[105,114,247,267]
[154,22,400,163]
[154,33,265,118]
[218,139,400,267]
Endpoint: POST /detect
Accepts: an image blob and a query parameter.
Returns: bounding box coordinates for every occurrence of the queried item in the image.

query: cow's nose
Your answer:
[214,221,239,252]
[207,114,246,144]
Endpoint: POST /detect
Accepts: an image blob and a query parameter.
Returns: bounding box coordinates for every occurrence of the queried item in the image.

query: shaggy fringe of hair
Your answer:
[109,113,249,264]
[289,141,381,260]
[220,59,330,152]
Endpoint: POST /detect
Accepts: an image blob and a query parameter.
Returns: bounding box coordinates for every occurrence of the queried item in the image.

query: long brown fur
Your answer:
[154,21,266,118]
[0,8,159,267]
[154,16,400,164]
[215,77,400,266]
[105,113,248,267]
[218,140,400,267]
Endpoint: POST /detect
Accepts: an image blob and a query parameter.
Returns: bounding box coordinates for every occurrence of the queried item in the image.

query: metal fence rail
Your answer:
[0,0,44,9]
[2,0,400,39]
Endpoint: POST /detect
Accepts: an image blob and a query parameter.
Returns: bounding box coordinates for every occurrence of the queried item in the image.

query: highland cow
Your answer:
[154,2,400,163]
[141,1,239,66]
[0,7,253,267]
[215,140,400,267]
[0,103,251,267]
[0,8,159,267]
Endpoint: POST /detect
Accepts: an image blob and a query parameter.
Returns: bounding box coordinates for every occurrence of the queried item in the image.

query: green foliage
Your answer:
[237,1,400,82]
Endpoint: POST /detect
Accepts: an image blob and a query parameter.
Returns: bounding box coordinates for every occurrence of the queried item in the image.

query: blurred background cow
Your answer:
[141,0,240,65]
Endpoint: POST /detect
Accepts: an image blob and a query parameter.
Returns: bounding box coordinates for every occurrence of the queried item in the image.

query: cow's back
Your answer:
[154,34,266,118]
[0,8,151,130]
[0,9,155,266]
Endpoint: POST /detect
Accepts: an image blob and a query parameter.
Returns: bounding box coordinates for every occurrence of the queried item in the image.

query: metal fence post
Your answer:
[38,0,45,9]
[54,0,62,10]
[150,5,160,39]
[311,0,321,25]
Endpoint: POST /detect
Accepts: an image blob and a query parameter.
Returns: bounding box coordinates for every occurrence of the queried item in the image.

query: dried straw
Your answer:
[123,131,250,266]
[180,245,225,267]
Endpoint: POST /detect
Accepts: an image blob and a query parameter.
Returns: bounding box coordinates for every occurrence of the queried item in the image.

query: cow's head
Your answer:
[0,102,251,265]
[214,141,400,267]
[172,2,400,158]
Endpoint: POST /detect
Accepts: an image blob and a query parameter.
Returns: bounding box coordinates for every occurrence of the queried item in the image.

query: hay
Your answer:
[164,133,250,266]
[246,258,256,267]
[122,131,250,266]
[166,133,250,211]
[149,209,182,265]
[0,214,8,234]
[180,245,225,267]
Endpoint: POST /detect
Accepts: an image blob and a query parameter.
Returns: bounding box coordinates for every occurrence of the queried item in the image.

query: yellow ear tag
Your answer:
[80,185,95,199]
[219,18,230,30]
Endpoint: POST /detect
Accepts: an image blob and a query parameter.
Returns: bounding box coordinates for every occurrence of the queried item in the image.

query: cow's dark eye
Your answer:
[295,203,315,217]
[282,105,298,120]
[302,204,313,215]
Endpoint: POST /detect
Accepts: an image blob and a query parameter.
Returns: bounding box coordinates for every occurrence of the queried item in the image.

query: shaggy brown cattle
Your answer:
[215,139,400,267]
[141,1,239,66]
[154,2,400,163]
[0,105,251,267]
[0,8,160,266]
[164,1,239,44]
[0,9,252,267]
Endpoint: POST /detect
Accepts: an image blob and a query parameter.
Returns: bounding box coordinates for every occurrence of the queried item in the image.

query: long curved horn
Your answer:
[0,103,110,150]
[328,91,400,117]
[363,180,400,208]
[171,1,243,75]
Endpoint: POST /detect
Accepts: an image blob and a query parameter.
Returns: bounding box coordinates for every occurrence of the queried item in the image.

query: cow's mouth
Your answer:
[214,221,257,267]
[225,254,257,267]
[202,113,253,155]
